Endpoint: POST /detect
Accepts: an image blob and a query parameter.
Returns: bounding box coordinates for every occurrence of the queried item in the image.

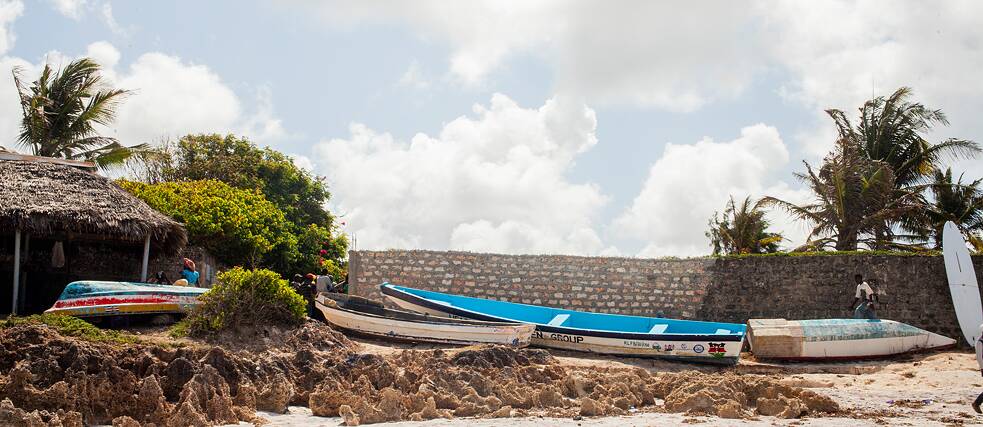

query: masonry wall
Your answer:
[349,249,983,345]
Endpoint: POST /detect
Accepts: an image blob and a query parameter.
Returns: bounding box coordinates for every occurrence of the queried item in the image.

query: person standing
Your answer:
[974,324,983,413]
[850,273,877,320]
[303,273,319,318]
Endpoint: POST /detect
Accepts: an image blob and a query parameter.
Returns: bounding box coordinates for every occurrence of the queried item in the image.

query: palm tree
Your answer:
[13,58,146,168]
[914,168,983,250]
[706,196,783,255]
[826,87,979,188]
[761,138,925,251]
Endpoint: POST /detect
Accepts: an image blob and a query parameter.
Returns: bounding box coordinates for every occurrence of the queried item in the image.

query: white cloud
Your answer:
[290,154,314,172]
[313,93,610,255]
[108,50,241,144]
[614,124,810,257]
[397,59,429,89]
[0,0,22,55]
[0,41,287,151]
[304,1,760,111]
[48,0,85,20]
[758,1,983,164]
[99,2,126,36]
[236,84,288,142]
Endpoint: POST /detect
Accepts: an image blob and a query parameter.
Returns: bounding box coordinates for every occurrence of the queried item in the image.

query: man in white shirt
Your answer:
[315,274,334,294]
[974,324,983,413]
[850,274,877,320]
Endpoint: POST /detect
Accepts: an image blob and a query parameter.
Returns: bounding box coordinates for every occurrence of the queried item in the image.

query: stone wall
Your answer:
[349,249,983,345]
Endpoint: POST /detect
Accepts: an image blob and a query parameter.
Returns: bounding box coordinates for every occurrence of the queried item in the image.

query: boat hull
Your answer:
[45,281,206,319]
[383,285,744,364]
[316,294,534,346]
[747,318,956,361]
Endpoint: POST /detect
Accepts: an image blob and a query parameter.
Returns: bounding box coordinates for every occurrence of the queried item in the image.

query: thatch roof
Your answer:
[0,158,187,254]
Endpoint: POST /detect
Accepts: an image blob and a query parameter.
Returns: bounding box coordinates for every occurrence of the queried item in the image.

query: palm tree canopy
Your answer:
[761,138,924,251]
[914,168,983,250]
[706,195,782,255]
[13,57,146,168]
[825,87,979,188]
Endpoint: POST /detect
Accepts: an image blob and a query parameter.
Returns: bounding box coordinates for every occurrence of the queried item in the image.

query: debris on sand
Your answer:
[0,321,841,426]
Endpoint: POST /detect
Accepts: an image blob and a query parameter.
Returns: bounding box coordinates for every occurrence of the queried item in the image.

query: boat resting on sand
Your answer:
[381,283,746,364]
[747,318,956,361]
[45,280,207,319]
[315,293,535,346]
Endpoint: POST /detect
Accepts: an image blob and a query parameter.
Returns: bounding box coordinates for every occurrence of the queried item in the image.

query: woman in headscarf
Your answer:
[180,258,200,286]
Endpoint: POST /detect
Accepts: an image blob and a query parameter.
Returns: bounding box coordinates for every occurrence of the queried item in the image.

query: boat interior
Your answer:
[319,293,520,326]
[386,284,746,336]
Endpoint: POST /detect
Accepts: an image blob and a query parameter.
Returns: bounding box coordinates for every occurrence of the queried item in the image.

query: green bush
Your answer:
[1,314,139,344]
[119,179,293,267]
[183,267,307,335]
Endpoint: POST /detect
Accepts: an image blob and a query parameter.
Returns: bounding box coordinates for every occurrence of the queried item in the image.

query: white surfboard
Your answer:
[942,221,982,346]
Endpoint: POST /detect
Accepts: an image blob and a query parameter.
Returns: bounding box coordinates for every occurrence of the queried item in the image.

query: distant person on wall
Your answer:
[180,258,200,287]
[850,273,878,320]
[974,324,983,413]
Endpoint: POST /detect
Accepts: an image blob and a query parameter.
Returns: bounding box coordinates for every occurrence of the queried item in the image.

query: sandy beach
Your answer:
[244,336,983,426]
[5,319,983,427]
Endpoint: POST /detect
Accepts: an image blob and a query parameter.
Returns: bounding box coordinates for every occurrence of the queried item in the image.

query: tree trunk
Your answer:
[835,229,859,251]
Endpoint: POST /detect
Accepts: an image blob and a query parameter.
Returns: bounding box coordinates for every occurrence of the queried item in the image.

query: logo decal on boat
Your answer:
[708,342,726,358]
[533,330,584,343]
[693,344,705,353]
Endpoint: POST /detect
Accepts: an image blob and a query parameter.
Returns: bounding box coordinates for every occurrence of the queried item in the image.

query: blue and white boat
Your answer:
[45,280,207,320]
[381,283,746,364]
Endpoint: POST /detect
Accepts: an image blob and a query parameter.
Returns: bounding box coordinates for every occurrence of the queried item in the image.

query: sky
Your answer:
[2,0,982,257]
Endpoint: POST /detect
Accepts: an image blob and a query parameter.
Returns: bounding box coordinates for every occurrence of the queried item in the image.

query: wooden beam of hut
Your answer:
[141,235,150,282]
[12,229,20,315]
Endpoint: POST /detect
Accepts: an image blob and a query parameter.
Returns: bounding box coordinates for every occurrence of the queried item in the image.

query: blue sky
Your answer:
[3,1,981,256]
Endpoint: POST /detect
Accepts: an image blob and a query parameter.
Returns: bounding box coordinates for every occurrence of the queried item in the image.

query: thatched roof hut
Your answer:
[0,158,187,253]
[0,154,188,314]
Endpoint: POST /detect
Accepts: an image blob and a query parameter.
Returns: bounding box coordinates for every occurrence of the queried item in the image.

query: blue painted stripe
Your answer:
[382,283,746,339]
[57,281,208,300]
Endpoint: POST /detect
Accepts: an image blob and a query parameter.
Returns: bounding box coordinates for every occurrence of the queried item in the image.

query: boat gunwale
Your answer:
[381,284,745,343]
[56,281,207,300]
[316,294,534,330]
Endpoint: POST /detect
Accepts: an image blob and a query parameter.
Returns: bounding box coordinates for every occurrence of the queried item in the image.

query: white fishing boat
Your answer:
[314,293,535,346]
[747,318,955,361]
[382,284,747,364]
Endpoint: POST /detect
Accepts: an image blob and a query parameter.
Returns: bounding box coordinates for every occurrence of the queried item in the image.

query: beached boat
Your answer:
[747,318,956,361]
[315,293,535,346]
[381,283,746,364]
[45,280,207,320]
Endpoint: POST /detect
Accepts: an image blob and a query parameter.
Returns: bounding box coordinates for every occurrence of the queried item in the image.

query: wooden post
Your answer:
[12,230,21,315]
[140,235,150,282]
